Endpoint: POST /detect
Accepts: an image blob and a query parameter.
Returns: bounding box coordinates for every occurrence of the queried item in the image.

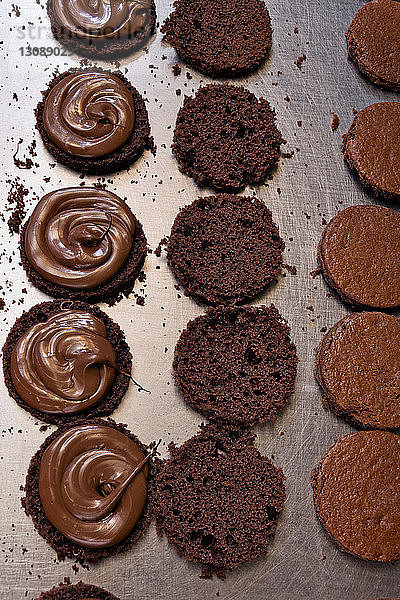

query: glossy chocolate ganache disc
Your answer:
[20,187,147,304]
[2,300,132,424]
[23,420,157,563]
[36,69,153,175]
[48,0,156,57]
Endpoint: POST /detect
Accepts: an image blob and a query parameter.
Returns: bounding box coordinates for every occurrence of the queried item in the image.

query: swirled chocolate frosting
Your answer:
[43,71,135,158]
[25,187,136,289]
[39,424,148,548]
[53,0,151,40]
[11,310,117,415]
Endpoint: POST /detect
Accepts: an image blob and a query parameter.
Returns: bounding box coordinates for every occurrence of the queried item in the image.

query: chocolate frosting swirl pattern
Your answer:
[39,425,148,548]
[11,310,117,415]
[43,72,135,158]
[25,187,136,290]
[53,0,151,40]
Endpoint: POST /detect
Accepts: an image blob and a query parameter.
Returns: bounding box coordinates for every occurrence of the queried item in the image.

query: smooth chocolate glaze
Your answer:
[39,424,149,548]
[43,71,135,158]
[53,0,151,40]
[25,187,136,290]
[11,310,117,415]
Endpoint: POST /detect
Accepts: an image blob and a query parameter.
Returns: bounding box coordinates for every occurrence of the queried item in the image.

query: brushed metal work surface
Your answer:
[0,0,399,598]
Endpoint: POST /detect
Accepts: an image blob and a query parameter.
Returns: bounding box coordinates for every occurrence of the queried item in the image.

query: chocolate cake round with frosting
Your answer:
[22,419,157,563]
[342,102,400,201]
[36,581,120,600]
[47,0,156,57]
[313,430,400,562]
[2,300,132,424]
[20,187,147,304]
[317,205,400,309]
[36,69,153,175]
[346,0,400,91]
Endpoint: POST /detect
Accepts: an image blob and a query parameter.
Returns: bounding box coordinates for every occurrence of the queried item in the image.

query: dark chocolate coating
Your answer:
[318,205,400,309]
[315,311,400,430]
[313,431,400,562]
[346,0,400,91]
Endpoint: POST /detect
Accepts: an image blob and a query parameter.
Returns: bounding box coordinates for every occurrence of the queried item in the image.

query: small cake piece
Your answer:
[316,312,400,430]
[342,102,400,201]
[346,0,400,91]
[2,300,132,424]
[153,423,286,578]
[173,83,283,191]
[166,194,284,306]
[173,305,298,425]
[36,69,153,175]
[161,0,273,77]
[48,0,156,58]
[312,430,400,562]
[35,581,120,600]
[20,187,147,304]
[22,420,156,564]
[317,205,400,310]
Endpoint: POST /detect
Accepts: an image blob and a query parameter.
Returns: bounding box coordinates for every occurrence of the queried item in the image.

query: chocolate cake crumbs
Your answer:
[295,54,306,69]
[331,113,339,131]
[172,63,182,76]
[7,179,28,234]
[153,423,286,578]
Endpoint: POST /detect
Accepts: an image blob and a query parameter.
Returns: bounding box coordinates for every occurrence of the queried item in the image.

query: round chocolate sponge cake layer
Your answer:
[312,430,400,562]
[172,83,283,192]
[153,423,286,578]
[36,68,153,176]
[20,216,147,306]
[2,300,133,425]
[47,0,156,59]
[346,0,400,91]
[173,305,298,426]
[22,418,159,564]
[342,102,400,202]
[36,581,120,600]
[161,0,273,77]
[167,194,284,306]
[315,311,400,430]
[318,205,400,310]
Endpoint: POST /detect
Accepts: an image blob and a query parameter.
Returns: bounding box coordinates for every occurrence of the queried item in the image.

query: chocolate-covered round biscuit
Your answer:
[346,0,400,91]
[312,430,400,562]
[342,102,400,201]
[316,312,400,430]
[153,423,286,578]
[20,187,147,304]
[173,84,283,191]
[2,300,132,424]
[22,419,157,564]
[36,581,120,600]
[318,205,400,309]
[173,305,298,425]
[36,69,153,175]
[167,194,284,306]
[161,0,272,78]
[48,0,156,58]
